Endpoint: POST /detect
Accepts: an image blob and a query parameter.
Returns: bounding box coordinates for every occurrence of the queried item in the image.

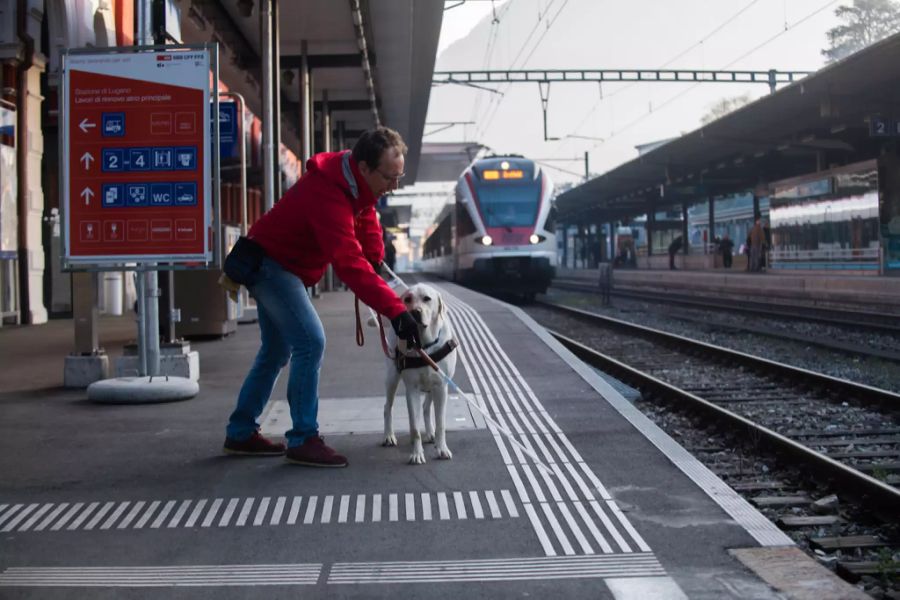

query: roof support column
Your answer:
[322,91,332,152]
[753,193,761,219]
[261,0,275,210]
[336,120,346,151]
[646,203,655,257]
[608,222,615,263]
[681,202,689,255]
[272,0,282,200]
[299,40,311,171]
[708,196,715,255]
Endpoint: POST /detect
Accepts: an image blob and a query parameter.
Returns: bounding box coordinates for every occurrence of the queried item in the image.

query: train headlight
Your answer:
[480,235,493,246]
[529,234,540,244]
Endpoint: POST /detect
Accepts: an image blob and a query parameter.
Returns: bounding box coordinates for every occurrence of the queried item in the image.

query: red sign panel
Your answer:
[63,49,212,265]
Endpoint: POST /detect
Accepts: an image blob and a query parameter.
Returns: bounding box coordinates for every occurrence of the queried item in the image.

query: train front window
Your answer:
[474,183,540,228]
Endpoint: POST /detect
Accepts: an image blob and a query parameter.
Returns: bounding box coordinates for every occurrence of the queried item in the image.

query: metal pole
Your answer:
[136,0,159,375]
[299,40,311,168]
[584,151,589,181]
[322,90,333,292]
[708,196,715,256]
[682,202,689,256]
[272,0,282,200]
[261,0,275,212]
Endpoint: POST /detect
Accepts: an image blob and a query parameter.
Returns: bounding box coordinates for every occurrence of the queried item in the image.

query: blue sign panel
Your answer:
[216,102,239,159]
[150,183,173,205]
[126,183,149,206]
[128,148,151,171]
[174,182,197,205]
[102,184,125,207]
[102,112,125,137]
[102,148,125,172]
[152,147,174,170]
[174,146,197,170]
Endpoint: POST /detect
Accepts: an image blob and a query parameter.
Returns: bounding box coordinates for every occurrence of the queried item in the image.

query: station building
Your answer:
[0,0,441,327]
[555,32,900,277]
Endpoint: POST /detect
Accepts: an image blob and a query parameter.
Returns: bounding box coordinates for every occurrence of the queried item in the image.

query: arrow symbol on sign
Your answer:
[80,152,95,170]
[79,118,96,133]
[80,187,95,206]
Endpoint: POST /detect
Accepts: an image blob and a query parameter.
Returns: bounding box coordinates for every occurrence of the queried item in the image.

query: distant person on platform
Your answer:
[749,218,765,272]
[668,235,683,270]
[222,126,421,468]
[719,233,734,269]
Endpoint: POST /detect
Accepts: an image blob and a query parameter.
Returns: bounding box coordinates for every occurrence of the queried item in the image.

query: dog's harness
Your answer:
[395,338,458,372]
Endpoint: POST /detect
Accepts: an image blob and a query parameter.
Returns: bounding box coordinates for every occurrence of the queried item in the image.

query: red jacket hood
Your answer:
[305,151,377,213]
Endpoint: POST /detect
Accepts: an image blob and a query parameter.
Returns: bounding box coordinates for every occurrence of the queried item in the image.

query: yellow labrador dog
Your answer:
[382,283,458,464]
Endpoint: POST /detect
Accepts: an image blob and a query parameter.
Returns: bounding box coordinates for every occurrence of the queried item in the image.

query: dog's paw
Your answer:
[435,445,453,460]
[381,434,397,447]
[422,432,435,444]
[408,450,427,465]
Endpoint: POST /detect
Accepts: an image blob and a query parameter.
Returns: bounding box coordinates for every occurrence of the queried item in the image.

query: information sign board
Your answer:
[62,47,214,266]
[217,101,238,159]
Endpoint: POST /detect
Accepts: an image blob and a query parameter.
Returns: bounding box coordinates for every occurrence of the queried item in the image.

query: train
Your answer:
[420,155,557,301]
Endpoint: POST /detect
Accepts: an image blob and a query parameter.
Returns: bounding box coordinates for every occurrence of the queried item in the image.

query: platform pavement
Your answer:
[0,278,867,599]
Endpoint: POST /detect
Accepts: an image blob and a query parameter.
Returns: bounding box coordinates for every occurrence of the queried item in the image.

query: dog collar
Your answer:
[395,339,459,373]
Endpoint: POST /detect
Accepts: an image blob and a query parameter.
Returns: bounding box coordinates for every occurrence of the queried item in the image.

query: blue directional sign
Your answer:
[102,184,125,207]
[149,183,173,205]
[174,182,197,205]
[174,146,197,170]
[102,148,125,172]
[128,148,151,171]
[102,112,125,137]
[125,183,149,206]
[216,102,239,159]
[869,116,897,137]
[152,147,174,170]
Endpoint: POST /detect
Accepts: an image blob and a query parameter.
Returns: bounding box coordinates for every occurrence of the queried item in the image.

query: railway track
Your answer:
[550,277,900,336]
[527,299,900,591]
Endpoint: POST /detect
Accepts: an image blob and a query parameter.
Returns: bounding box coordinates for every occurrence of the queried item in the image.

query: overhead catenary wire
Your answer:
[579,0,840,157]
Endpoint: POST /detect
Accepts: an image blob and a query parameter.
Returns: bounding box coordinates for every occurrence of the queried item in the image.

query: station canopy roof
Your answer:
[555,32,900,224]
[192,0,443,185]
[415,142,486,182]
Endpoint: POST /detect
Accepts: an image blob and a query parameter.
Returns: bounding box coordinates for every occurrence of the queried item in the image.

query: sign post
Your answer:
[61,44,218,400]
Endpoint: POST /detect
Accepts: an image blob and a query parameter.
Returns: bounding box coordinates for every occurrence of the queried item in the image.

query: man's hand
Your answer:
[390,311,421,349]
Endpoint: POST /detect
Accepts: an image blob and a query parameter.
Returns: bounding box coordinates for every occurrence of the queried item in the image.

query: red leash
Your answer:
[354,296,393,358]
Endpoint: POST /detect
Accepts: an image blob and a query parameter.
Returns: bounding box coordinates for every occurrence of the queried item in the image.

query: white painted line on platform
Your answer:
[320,495,334,524]
[469,491,484,519]
[388,493,398,522]
[421,493,432,521]
[253,497,270,526]
[437,492,449,520]
[574,501,614,554]
[558,502,593,555]
[201,499,222,528]
[52,502,83,531]
[134,500,160,530]
[303,496,318,525]
[18,503,54,532]
[218,498,238,527]
[0,564,323,587]
[150,500,176,529]
[185,499,207,528]
[372,494,381,523]
[453,491,467,519]
[589,500,632,553]
[329,553,665,584]
[286,496,301,525]
[524,503,556,556]
[35,503,69,532]
[354,494,365,523]
[118,501,143,530]
[168,500,192,529]
[405,493,414,521]
[100,502,131,530]
[84,501,115,530]
[68,502,98,531]
[234,498,254,527]
[268,497,285,526]
[338,495,350,523]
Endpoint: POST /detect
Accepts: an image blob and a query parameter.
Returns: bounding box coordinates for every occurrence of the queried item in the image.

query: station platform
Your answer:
[558,265,900,316]
[0,278,867,599]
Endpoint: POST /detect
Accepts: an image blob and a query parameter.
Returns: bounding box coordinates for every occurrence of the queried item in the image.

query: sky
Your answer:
[417,0,845,188]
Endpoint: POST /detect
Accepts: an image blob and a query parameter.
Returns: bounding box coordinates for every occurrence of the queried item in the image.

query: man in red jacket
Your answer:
[223,127,421,467]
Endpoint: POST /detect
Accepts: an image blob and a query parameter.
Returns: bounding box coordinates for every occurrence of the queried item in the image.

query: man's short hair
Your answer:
[352,126,407,169]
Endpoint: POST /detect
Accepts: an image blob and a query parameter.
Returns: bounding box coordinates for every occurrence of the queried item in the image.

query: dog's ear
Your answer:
[437,294,446,320]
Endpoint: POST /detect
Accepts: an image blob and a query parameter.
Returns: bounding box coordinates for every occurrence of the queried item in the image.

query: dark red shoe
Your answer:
[223,431,286,456]
[285,436,348,468]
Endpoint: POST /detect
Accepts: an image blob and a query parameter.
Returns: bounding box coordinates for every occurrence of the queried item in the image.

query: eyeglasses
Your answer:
[376,168,405,184]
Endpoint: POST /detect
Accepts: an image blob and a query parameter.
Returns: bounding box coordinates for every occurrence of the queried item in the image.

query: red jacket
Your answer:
[248,151,406,319]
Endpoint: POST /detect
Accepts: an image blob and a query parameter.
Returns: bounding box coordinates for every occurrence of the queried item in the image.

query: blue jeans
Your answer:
[226,256,325,448]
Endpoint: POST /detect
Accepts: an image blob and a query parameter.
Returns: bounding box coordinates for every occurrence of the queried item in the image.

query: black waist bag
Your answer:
[223,236,267,285]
